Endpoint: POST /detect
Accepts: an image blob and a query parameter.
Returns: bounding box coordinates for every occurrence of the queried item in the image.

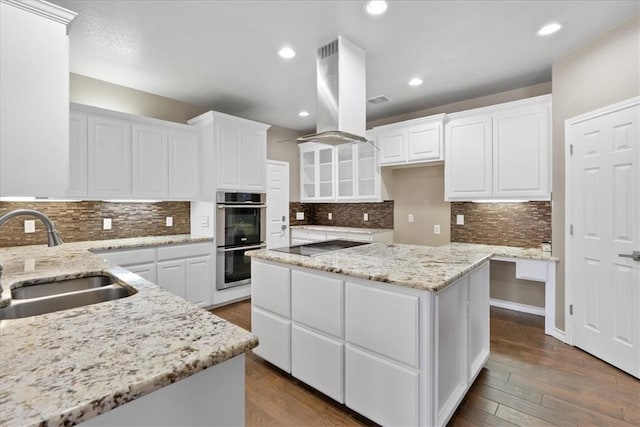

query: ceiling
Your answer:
[51,0,638,132]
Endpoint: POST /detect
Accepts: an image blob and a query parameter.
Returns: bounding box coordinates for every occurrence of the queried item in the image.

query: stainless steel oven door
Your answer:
[216,204,266,247]
[216,244,265,290]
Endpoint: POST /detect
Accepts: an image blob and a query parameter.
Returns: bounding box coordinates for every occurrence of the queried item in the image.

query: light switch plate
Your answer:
[296,212,304,220]
[328,212,332,220]
[456,215,464,225]
[363,213,369,221]
[24,220,36,233]
[434,224,441,234]
[166,216,173,227]
[200,216,209,228]
[103,218,112,230]
[408,213,414,223]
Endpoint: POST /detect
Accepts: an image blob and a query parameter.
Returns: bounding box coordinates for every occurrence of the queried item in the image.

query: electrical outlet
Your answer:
[434,224,441,234]
[363,213,369,221]
[408,213,414,223]
[103,218,112,230]
[328,212,332,220]
[166,216,173,227]
[296,212,304,220]
[456,215,465,225]
[24,220,36,233]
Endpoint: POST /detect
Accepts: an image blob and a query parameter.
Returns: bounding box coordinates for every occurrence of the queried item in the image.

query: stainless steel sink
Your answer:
[0,278,137,320]
[12,275,114,299]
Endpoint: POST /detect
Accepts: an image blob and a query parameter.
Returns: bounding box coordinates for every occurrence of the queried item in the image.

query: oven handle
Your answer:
[217,204,267,209]
[217,244,267,253]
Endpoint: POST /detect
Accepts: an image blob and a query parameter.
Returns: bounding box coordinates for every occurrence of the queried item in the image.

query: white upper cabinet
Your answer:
[372,114,445,167]
[0,1,76,198]
[301,141,380,203]
[189,111,270,197]
[70,103,202,200]
[445,95,551,201]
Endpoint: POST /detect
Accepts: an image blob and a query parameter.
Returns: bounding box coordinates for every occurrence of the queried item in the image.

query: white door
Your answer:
[568,97,639,378]
[266,160,290,248]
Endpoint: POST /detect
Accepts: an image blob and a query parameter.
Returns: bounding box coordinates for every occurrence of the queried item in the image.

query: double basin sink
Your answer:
[0,274,137,320]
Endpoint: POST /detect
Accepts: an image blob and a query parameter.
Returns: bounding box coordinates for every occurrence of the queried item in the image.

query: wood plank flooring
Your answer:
[212,301,639,426]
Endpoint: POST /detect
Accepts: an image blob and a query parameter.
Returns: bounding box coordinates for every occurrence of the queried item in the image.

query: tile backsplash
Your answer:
[290,201,394,229]
[450,201,551,248]
[0,201,190,248]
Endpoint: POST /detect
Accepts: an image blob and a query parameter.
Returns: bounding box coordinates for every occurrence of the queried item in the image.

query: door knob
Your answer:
[618,250,640,261]
[281,224,287,231]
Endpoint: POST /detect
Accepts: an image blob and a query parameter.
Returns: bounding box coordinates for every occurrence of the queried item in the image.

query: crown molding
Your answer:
[1,0,76,26]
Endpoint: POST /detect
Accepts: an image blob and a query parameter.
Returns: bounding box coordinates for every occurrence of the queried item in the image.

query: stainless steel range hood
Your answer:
[297,36,368,145]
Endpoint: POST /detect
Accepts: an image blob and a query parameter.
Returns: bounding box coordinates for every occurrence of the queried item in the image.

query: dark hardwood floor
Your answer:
[212,301,639,426]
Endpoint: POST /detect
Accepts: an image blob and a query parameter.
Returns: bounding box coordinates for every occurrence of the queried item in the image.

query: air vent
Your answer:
[318,39,338,59]
[368,95,391,105]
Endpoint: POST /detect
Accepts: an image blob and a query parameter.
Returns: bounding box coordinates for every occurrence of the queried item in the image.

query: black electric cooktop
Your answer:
[271,239,370,257]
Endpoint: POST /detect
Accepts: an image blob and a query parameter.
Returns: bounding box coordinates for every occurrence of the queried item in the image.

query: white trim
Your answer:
[1,0,76,25]
[446,94,552,120]
[490,298,545,316]
[565,96,640,126]
[550,327,566,343]
[266,159,289,167]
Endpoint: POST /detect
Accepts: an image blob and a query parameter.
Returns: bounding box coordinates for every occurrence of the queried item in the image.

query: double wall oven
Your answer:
[216,191,266,290]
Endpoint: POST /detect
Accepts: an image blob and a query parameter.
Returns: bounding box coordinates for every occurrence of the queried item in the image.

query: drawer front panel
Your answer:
[292,270,343,338]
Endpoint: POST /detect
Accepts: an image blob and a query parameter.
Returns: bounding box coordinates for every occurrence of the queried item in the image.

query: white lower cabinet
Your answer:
[291,325,344,402]
[252,307,291,372]
[126,262,157,284]
[250,259,490,426]
[157,260,187,299]
[345,345,419,427]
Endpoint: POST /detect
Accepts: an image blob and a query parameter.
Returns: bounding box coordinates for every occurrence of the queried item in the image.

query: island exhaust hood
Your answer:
[297,36,368,145]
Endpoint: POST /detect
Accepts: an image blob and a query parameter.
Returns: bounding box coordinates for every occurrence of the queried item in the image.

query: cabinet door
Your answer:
[317,146,335,199]
[242,128,266,191]
[407,121,442,162]
[132,124,168,198]
[356,141,377,199]
[445,115,492,200]
[157,259,186,299]
[377,127,406,165]
[291,270,343,338]
[252,307,291,373]
[88,116,132,198]
[346,345,419,427]
[169,128,201,199]
[185,255,212,307]
[125,262,157,284]
[68,111,88,197]
[300,146,317,200]
[493,104,550,199]
[336,144,355,199]
[292,325,344,403]
[215,121,242,190]
[251,261,290,317]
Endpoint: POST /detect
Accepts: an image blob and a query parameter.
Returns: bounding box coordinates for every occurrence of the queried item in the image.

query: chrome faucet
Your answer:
[0,209,63,247]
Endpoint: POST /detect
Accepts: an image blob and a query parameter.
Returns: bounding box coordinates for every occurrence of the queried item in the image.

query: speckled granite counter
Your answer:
[291,225,393,235]
[248,242,494,292]
[0,235,256,427]
[445,242,560,262]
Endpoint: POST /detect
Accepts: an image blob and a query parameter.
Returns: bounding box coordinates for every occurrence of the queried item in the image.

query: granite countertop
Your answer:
[445,242,560,262]
[291,225,393,234]
[248,242,494,292]
[0,235,256,427]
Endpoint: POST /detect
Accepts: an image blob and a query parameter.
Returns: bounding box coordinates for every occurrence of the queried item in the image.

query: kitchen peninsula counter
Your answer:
[0,236,256,427]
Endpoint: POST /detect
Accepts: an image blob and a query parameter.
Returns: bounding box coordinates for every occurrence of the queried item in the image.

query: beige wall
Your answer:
[551,15,640,331]
[266,125,304,202]
[70,73,209,123]
[490,261,545,308]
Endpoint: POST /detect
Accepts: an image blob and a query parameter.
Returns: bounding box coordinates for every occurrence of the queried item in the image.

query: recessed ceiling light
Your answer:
[408,77,423,87]
[366,1,387,15]
[298,110,310,117]
[278,47,296,59]
[537,22,562,36]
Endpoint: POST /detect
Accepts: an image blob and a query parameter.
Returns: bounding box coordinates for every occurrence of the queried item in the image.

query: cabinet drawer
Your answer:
[252,307,291,373]
[251,261,290,317]
[97,248,156,266]
[346,282,419,368]
[292,325,344,403]
[515,259,547,282]
[292,270,343,338]
[157,242,212,260]
[345,345,419,427]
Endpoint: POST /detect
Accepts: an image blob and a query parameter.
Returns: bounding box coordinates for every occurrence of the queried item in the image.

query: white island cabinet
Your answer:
[249,243,491,427]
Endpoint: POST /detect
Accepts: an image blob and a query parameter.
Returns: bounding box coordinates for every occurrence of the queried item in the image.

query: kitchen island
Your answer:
[247,242,494,427]
[0,237,258,427]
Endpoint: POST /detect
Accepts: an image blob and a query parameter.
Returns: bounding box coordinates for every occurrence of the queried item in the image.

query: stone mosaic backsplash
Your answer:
[289,201,394,229]
[0,201,190,248]
[450,201,551,248]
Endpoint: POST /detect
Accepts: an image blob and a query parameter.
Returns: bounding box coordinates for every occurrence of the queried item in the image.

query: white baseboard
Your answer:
[550,327,566,343]
[490,298,545,316]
